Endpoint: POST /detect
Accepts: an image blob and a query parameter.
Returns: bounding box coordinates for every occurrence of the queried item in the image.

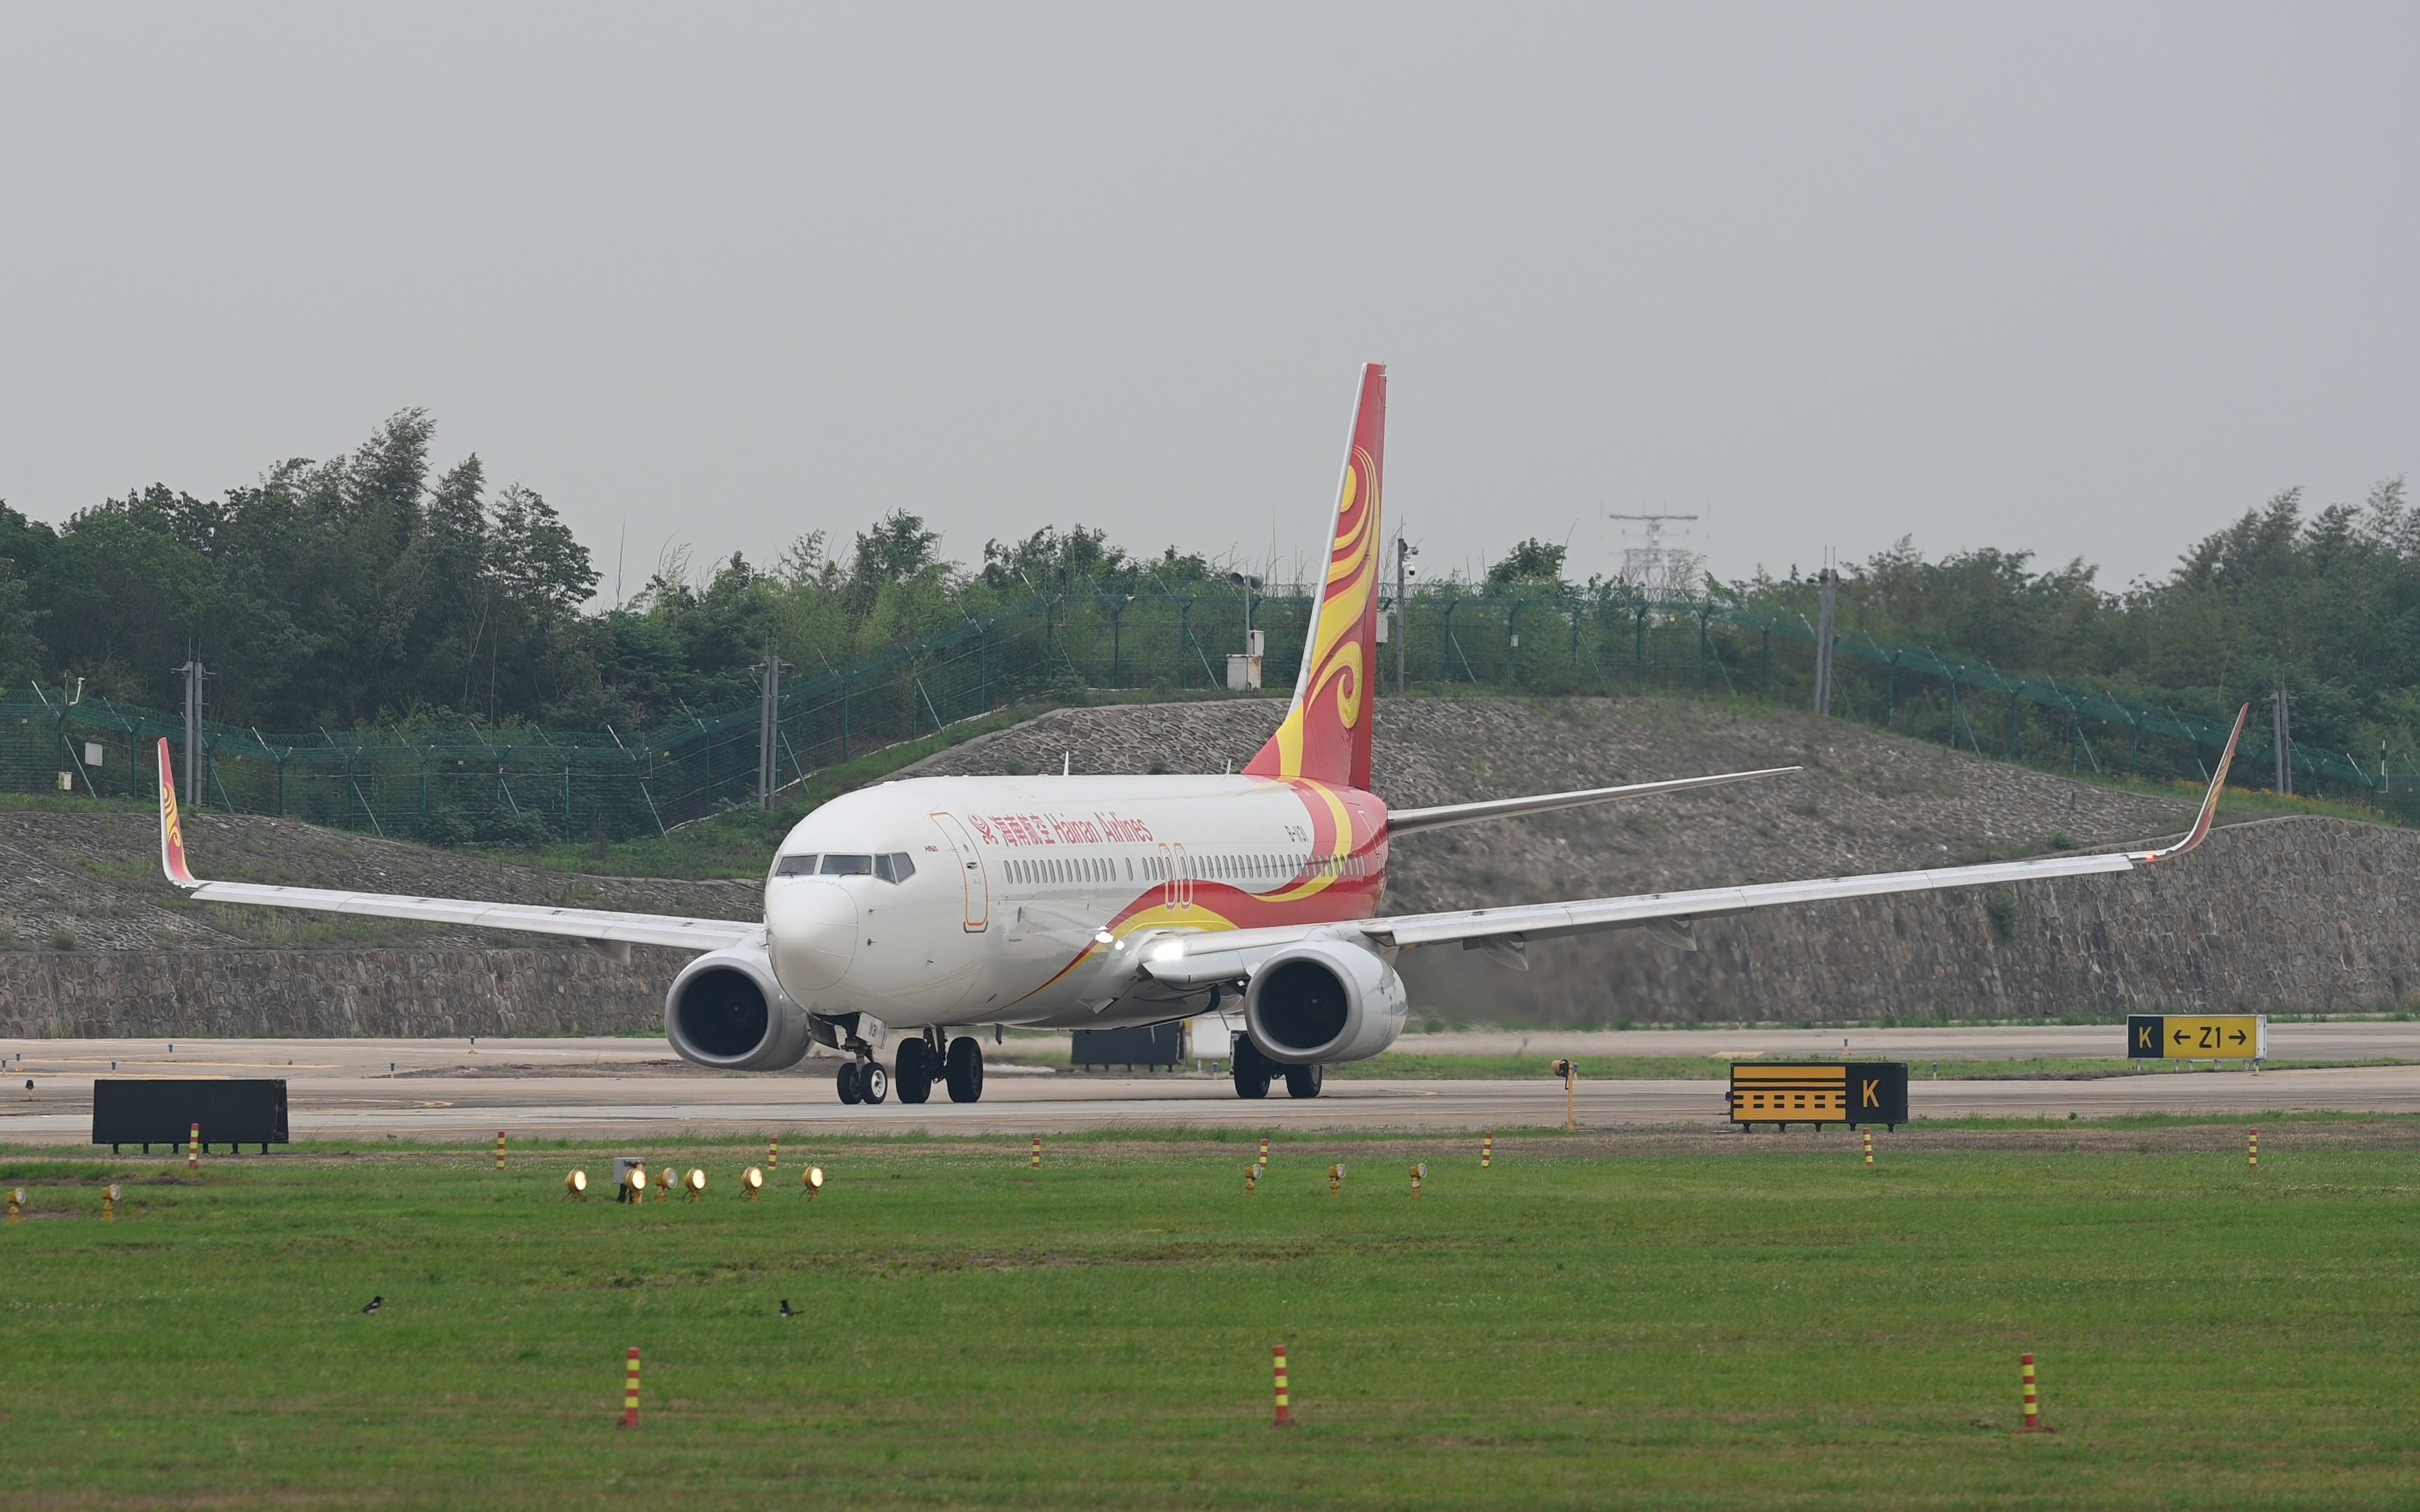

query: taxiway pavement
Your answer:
[1,1031,2415,1144]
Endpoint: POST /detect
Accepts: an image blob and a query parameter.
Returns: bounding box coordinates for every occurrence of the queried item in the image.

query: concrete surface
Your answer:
[2,1030,2414,1144]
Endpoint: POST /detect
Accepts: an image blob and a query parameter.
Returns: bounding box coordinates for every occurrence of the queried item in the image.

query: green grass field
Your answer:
[4,1126,2416,1509]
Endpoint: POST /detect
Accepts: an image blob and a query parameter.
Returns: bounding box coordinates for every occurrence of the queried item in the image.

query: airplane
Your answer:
[155,363,2251,1107]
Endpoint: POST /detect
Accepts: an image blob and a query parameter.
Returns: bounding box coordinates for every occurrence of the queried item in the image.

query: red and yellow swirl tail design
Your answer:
[157,737,197,887]
[1246,363,1386,791]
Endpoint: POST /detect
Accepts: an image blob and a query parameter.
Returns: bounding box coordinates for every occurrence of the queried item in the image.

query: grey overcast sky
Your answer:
[2,5,2412,596]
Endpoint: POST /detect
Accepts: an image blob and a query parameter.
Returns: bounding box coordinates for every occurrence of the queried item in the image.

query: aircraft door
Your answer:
[1171,842,1192,911]
[927,813,991,932]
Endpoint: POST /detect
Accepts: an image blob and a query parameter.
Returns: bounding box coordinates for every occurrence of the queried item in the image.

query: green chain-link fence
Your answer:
[4,584,2395,841]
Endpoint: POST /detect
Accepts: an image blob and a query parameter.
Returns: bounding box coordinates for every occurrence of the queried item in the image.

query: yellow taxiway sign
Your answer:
[2127,1014,2265,1060]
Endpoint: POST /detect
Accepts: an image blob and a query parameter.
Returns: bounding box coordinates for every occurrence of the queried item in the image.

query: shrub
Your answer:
[415,806,476,848]
[478,808,555,850]
[1984,890,2021,941]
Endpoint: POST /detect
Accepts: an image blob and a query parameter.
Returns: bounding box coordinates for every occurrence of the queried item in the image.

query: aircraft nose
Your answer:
[767,881,858,995]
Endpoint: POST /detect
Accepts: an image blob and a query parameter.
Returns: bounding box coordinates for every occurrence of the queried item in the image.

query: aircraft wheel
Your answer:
[945,1037,985,1103]
[861,1063,889,1105]
[1284,1063,1324,1100]
[895,1040,933,1104]
[835,1060,863,1105]
[1232,1061,1272,1099]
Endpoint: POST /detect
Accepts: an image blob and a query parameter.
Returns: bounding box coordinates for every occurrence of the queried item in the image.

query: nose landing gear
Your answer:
[835,1042,889,1105]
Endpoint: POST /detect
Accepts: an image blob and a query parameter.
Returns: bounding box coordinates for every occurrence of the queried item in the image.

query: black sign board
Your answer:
[1071,1024,1183,1070]
[92,1079,289,1154]
[1729,1062,1909,1129]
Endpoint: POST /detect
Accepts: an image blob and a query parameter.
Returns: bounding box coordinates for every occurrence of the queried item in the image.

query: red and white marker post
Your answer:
[1272,1345,1292,1427]
[1481,1130,1493,1169]
[2019,1352,2041,1432]
[496,1131,507,1171]
[187,1123,200,1171]
[1030,1137,1041,1170]
[620,1347,642,1427]
[2248,1127,2259,1170]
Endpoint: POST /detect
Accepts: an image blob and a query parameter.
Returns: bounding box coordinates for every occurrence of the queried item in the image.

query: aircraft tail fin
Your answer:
[1244,363,1386,790]
[158,737,197,888]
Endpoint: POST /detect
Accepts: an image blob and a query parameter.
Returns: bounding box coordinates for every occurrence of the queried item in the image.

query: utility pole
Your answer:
[173,655,210,806]
[2272,687,2292,797]
[1394,535,1417,692]
[1812,568,1838,718]
[754,647,788,811]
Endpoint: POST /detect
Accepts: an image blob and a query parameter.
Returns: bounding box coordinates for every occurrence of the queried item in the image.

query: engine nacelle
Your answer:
[665,946,818,1071]
[1242,939,1408,1065]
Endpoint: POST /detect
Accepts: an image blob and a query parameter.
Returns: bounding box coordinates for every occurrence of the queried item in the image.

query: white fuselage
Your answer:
[763,773,1389,1032]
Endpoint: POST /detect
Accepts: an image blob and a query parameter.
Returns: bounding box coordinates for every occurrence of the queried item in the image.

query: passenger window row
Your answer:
[999,851,1377,886]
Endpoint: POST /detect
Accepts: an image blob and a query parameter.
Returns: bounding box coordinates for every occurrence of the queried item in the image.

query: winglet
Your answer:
[2135,704,2249,864]
[157,737,197,888]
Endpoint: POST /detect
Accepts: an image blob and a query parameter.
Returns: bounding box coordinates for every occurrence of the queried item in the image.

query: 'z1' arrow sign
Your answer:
[2129,1014,2265,1061]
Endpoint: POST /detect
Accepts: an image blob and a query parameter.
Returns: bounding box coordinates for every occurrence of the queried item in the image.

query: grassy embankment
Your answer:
[3,1129,2416,1508]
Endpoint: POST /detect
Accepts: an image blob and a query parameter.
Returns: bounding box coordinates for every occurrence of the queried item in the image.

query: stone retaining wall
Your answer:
[0,947,678,1039]
[1399,816,2419,1023]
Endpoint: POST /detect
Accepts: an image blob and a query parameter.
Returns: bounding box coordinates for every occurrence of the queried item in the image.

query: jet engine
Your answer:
[664,946,818,1071]
[1242,939,1408,1065]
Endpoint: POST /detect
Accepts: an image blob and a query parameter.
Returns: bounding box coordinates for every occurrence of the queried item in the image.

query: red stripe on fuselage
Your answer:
[991,781,1389,1013]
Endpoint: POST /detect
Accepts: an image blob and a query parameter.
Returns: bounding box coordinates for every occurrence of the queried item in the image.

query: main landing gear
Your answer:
[1230,1038,1323,1100]
[868,1030,986,1106]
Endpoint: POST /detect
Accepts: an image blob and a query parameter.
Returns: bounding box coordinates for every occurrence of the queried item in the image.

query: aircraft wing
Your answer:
[153,738,763,953]
[1144,706,2247,986]
[1385,766,1799,836]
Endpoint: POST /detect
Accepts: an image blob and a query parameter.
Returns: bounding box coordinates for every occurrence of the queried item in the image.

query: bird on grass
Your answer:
[361,1296,384,1315]
[779,1300,796,1318]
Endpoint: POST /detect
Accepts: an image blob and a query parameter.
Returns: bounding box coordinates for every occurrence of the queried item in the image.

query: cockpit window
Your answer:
[774,854,819,876]
[819,854,875,876]
[890,851,916,882]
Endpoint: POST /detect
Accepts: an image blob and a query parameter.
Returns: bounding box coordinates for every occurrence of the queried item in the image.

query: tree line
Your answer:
[0,410,2411,771]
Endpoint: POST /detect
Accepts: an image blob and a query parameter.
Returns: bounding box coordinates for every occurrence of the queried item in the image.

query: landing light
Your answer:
[1093,930,1115,945]
[1149,940,1186,963]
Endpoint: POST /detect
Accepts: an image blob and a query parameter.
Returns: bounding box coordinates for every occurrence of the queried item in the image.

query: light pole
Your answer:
[1228,571,1263,689]
[1393,536,1418,692]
